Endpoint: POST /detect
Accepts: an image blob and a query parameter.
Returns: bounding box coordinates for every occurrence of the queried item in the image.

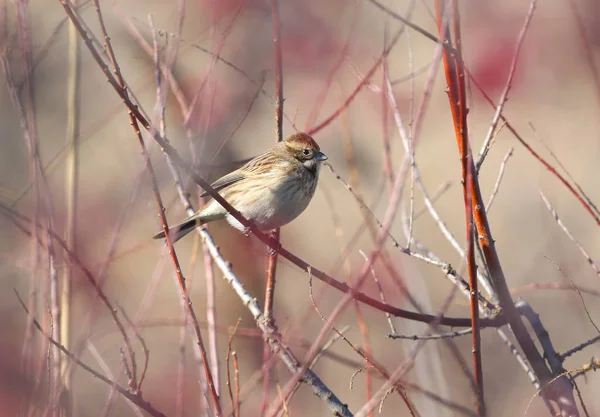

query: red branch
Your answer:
[434,2,484,414]
[262,0,284,412]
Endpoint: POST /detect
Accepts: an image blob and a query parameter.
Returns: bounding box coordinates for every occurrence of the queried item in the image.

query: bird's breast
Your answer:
[237,168,318,230]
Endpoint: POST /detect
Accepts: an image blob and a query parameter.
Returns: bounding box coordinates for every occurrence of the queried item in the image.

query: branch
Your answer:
[434,1,579,415]
[262,0,284,411]
[434,2,484,413]
[90,1,221,412]
[475,0,536,169]
[15,291,167,417]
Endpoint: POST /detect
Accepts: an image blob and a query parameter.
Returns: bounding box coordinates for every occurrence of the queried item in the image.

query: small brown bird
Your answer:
[153,132,327,243]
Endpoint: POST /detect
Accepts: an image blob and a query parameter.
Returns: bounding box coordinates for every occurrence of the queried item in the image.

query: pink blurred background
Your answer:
[1,0,599,415]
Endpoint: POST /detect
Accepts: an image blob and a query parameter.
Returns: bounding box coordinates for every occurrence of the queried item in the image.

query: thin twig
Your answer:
[511,282,600,298]
[529,122,600,218]
[359,250,396,333]
[88,342,145,417]
[307,9,412,135]
[355,285,463,417]
[305,7,360,131]
[391,62,432,85]
[485,147,513,212]
[3,204,139,391]
[387,328,473,340]
[15,291,167,417]
[469,73,600,228]
[540,192,600,277]
[560,335,600,360]
[475,0,536,169]
[542,258,600,335]
[300,274,418,417]
[118,306,150,393]
[226,320,242,417]
[233,352,240,417]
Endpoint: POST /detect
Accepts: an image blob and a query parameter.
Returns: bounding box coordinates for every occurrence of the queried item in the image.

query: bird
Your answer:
[153,132,328,243]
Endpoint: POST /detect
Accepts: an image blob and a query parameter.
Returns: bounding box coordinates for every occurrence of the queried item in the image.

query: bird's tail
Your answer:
[152,216,205,243]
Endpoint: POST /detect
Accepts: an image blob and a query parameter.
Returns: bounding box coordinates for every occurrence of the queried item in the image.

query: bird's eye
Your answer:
[302,148,311,156]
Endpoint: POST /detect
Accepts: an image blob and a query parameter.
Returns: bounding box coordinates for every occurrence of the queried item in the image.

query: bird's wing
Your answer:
[199,146,286,198]
[200,150,278,197]
[200,171,247,197]
[237,150,275,174]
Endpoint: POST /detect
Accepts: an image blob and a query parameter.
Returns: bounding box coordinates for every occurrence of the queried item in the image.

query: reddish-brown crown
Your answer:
[284,132,320,152]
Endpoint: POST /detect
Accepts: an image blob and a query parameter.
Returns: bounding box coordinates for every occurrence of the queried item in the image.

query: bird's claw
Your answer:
[242,226,253,237]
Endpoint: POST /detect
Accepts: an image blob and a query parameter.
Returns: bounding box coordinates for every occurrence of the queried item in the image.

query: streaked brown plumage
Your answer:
[153,132,327,242]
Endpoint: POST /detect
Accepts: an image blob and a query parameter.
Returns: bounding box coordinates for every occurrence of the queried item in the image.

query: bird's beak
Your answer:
[315,152,328,161]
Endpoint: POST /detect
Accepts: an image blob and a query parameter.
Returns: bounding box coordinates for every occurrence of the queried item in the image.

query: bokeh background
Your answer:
[1,0,600,416]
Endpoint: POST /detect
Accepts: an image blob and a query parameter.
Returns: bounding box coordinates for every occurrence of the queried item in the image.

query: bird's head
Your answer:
[283,132,327,173]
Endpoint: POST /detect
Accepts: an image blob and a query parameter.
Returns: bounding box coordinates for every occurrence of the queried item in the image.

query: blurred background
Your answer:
[1,0,600,415]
